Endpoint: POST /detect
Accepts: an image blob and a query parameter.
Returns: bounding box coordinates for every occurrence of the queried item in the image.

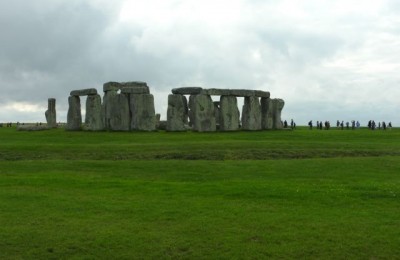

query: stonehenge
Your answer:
[45,98,57,128]
[65,83,285,132]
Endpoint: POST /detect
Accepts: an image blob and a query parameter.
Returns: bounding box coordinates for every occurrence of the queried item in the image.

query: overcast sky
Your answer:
[1,0,399,125]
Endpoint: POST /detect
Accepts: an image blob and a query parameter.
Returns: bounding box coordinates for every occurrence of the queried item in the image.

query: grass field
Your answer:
[0,127,399,259]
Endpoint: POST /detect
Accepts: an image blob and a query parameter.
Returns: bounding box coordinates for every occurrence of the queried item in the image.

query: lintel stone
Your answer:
[70,88,98,96]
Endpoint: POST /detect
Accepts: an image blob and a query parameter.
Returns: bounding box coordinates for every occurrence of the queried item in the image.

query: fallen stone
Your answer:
[189,94,216,132]
[241,96,261,130]
[220,95,240,131]
[85,94,104,131]
[45,98,57,128]
[17,125,50,131]
[66,95,82,131]
[167,94,188,132]
[172,87,203,95]
[70,88,98,96]
[261,97,273,130]
[130,94,156,131]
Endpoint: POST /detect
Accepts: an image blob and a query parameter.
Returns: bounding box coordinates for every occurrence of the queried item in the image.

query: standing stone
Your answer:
[272,99,285,130]
[189,94,216,132]
[214,101,221,127]
[102,90,116,130]
[156,113,161,129]
[66,96,82,131]
[45,98,57,128]
[85,94,104,131]
[167,94,188,131]
[108,93,130,131]
[261,97,273,130]
[130,94,156,131]
[241,96,261,130]
[220,96,240,131]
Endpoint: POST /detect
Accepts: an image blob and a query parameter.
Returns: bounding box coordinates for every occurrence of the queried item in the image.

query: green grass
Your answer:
[0,127,399,258]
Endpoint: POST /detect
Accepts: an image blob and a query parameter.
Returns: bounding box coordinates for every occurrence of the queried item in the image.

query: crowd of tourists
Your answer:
[305,120,393,130]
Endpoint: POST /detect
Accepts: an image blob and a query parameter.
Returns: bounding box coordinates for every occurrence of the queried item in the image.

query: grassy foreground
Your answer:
[0,127,399,259]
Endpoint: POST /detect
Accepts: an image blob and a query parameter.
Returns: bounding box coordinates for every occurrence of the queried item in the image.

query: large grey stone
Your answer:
[167,94,188,132]
[201,88,231,96]
[261,97,273,130]
[272,99,285,130]
[121,86,149,94]
[214,101,221,127]
[85,94,104,131]
[66,95,82,131]
[70,88,98,96]
[103,81,149,93]
[189,94,216,132]
[130,94,156,131]
[102,90,116,130]
[241,96,261,130]
[172,87,203,95]
[45,98,57,128]
[229,89,256,97]
[254,90,270,98]
[108,93,130,131]
[219,96,240,131]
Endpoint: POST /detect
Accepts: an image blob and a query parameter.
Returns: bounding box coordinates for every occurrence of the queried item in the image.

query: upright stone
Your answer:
[214,101,221,127]
[272,99,285,130]
[109,93,130,131]
[220,96,240,131]
[102,90,116,130]
[66,96,82,131]
[85,94,104,131]
[189,94,216,132]
[261,97,273,130]
[130,94,156,131]
[241,96,261,130]
[45,98,57,128]
[167,94,188,131]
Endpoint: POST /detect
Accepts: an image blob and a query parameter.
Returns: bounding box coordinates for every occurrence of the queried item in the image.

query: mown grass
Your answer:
[0,127,399,258]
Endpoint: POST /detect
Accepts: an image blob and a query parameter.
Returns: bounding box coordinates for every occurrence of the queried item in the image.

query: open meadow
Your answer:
[0,126,399,259]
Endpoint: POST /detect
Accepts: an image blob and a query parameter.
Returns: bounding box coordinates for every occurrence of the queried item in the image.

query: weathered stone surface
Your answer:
[214,101,221,126]
[188,94,216,132]
[167,94,188,132]
[230,89,256,97]
[70,88,98,96]
[241,96,261,130]
[66,96,82,131]
[172,87,203,95]
[45,98,57,128]
[103,81,149,93]
[156,114,161,129]
[201,88,231,96]
[261,97,273,130]
[121,86,149,94]
[130,94,156,131]
[272,99,285,130]
[85,94,104,131]
[108,93,130,131]
[17,125,50,131]
[254,90,270,98]
[220,96,240,131]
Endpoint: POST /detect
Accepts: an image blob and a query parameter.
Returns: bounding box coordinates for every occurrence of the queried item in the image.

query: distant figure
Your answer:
[346,122,350,130]
[308,120,313,130]
[337,120,340,129]
[351,120,355,130]
[356,121,360,129]
[284,120,288,128]
[290,119,294,129]
[340,121,344,130]
[372,121,376,130]
[319,121,323,130]
[368,120,372,129]
[388,122,392,130]
[383,121,387,130]
[378,122,381,130]
[316,121,319,129]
